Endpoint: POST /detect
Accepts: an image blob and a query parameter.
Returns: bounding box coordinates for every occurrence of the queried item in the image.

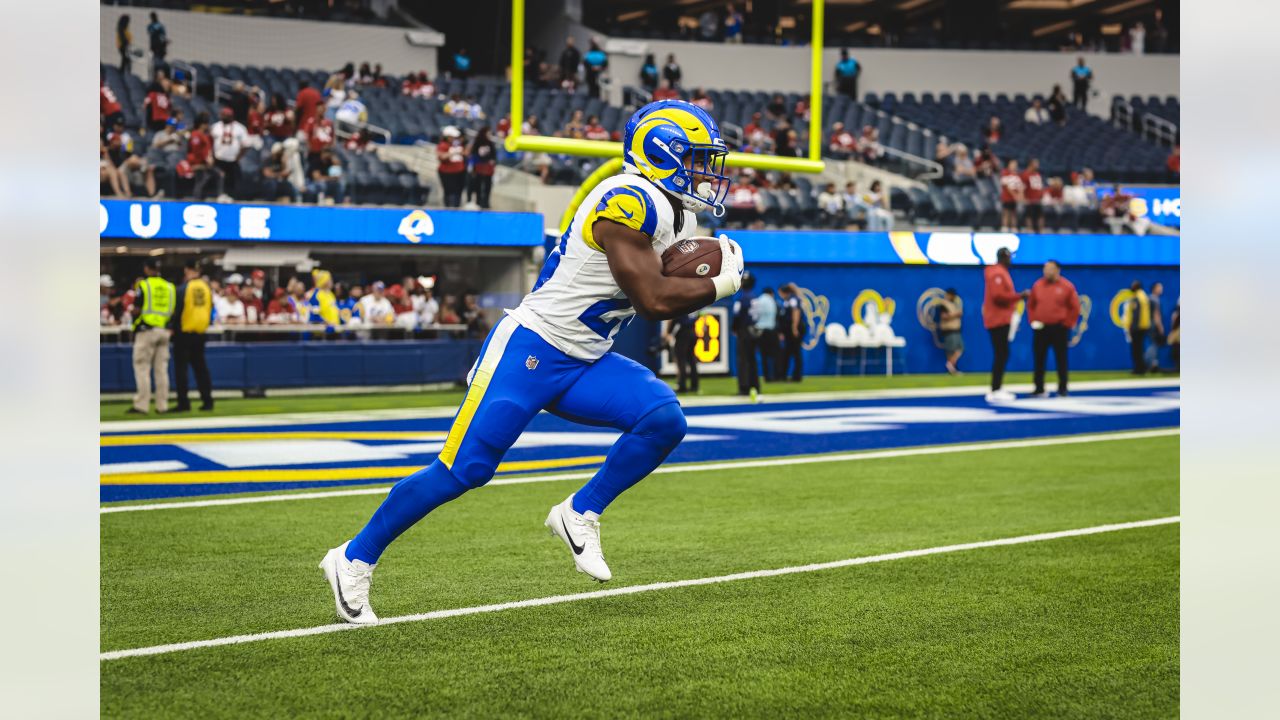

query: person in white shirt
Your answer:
[210,108,249,201]
[816,182,845,228]
[1024,98,1050,125]
[417,288,440,327]
[334,91,368,126]
[215,284,247,325]
[1129,21,1145,54]
[357,282,395,326]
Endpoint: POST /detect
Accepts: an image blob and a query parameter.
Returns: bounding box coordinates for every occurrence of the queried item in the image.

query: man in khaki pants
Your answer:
[128,259,176,414]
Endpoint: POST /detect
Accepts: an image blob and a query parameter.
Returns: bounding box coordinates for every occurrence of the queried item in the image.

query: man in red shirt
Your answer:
[101,80,124,128]
[983,246,1028,401]
[999,159,1025,231]
[828,121,856,159]
[1020,157,1045,233]
[653,79,679,101]
[1026,259,1081,397]
[295,81,322,127]
[143,69,171,132]
[185,111,223,200]
[437,126,467,207]
[300,104,335,174]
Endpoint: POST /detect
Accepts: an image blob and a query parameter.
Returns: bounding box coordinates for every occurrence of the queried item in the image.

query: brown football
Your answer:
[661,237,722,279]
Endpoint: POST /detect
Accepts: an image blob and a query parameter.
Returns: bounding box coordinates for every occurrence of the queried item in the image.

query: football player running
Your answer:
[321,100,745,624]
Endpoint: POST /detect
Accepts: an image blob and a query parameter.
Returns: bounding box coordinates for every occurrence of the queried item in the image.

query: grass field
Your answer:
[100,370,1164,421]
[101,433,1178,717]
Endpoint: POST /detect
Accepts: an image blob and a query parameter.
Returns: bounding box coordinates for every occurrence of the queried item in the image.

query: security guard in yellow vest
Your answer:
[1128,280,1153,375]
[170,259,215,412]
[129,259,176,414]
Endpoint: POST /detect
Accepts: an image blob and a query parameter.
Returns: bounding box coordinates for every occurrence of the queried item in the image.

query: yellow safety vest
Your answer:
[181,278,213,333]
[134,276,175,330]
[1130,289,1152,331]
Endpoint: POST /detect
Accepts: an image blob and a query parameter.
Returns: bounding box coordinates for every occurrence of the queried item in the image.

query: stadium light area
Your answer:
[504,0,827,176]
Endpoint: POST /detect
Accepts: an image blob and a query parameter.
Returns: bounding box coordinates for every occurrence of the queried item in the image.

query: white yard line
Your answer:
[99,379,1180,433]
[99,516,1180,662]
[101,428,1180,514]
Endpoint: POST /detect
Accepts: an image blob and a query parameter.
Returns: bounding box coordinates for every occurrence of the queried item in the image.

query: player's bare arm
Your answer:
[595,219,718,320]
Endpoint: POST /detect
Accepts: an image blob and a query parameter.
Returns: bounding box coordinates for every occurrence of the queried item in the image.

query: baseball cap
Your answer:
[251,269,266,280]
[372,281,386,290]
[99,274,115,288]
[225,272,245,285]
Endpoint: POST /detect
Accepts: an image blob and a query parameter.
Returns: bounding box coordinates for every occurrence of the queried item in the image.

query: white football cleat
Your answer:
[985,389,1016,402]
[319,541,379,625]
[545,495,612,582]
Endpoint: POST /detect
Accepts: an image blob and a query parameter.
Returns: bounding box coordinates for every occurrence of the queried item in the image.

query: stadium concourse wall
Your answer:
[605,40,1178,116]
[676,230,1180,377]
[99,6,443,78]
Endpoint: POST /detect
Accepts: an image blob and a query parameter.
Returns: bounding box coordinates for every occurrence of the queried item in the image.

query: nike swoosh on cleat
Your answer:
[332,564,363,618]
[561,517,585,555]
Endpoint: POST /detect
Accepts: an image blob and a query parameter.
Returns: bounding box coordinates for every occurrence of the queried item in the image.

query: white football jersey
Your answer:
[507,173,697,361]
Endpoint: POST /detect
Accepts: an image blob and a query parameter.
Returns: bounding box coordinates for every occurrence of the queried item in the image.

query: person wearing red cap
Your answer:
[983,247,1029,402]
[210,106,248,200]
[1026,259,1080,398]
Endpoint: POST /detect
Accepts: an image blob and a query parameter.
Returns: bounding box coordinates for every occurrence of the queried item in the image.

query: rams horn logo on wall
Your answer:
[794,287,830,351]
[1070,295,1093,347]
[852,289,896,327]
[397,210,436,244]
[916,288,949,349]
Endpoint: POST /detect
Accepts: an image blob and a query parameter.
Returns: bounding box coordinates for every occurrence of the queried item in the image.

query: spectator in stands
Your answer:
[344,128,372,153]
[453,48,472,79]
[639,53,659,92]
[466,127,497,209]
[766,93,787,120]
[950,144,977,184]
[564,109,586,136]
[817,183,845,228]
[663,54,682,88]
[183,112,223,201]
[263,93,295,141]
[334,90,368,126]
[226,81,255,126]
[337,284,361,325]
[438,126,467,208]
[356,62,373,85]
[1070,57,1094,111]
[116,15,134,74]
[444,93,469,118]
[262,143,300,203]
[653,79,680,102]
[698,8,719,41]
[211,107,249,199]
[358,282,395,326]
[146,12,168,73]
[579,115,607,142]
[862,180,892,231]
[1100,184,1133,226]
[263,287,290,323]
[438,294,461,325]
[691,88,714,112]
[1062,173,1091,208]
[857,125,884,165]
[828,122,856,159]
[1045,176,1065,208]
[101,74,124,129]
[559,36,581,86]
[1080,166,1098,192]
[143,69,172,132]
[584,38,609,100]
[307,150,346,204]
[1167,144,1180,179]
[1128,21,1145,54]
[100,140,129,197]
[1024,98,1049,125]
[981,115,1003,145]
[1149,10,1169,53]
[1048,85,1068,125]
[1027,260,1080,397]
[724,4,744,44]
[794,94,811,122]
[301,104,335,174]
[106,119,159,198]
[149,118,183,153]
[935,137,953,164]
[726,171,764,228]
[999,159,1025,231]
[461,293,488,337]
[973,145,1000,178]
[537,62,560,89]
[417,285,440,327]
[295,80,322,126]
[937,288,964,375]
[841,181,866,227]
[215,281,247,325]
[835,49,860,100]
[1022,158,1046,232]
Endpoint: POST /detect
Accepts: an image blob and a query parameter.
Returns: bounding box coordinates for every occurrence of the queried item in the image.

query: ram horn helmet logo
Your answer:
[397,210,436,244]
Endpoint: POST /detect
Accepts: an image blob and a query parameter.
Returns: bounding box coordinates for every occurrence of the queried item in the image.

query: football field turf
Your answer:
[101,431,1178,718]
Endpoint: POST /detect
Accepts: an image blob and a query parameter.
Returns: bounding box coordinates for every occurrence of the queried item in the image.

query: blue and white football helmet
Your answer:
[622,100,730,216]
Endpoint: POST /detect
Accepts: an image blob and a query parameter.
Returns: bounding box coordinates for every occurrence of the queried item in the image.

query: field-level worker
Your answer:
[129,258,175,414]
[1127,280,1152,375]
[170,259,215,412]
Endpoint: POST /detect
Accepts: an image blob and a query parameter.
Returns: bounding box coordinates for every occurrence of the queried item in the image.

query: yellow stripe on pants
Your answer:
[439,318,519,469]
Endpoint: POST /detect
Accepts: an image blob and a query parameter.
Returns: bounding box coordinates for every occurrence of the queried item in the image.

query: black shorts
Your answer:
[1001,200,1017,212]
[1025,204,1043,222]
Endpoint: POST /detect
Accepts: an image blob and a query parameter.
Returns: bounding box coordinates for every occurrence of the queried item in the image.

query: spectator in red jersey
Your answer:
[300,104,335,175]
[211,107,249,200]
[344,129,373,153]
[437,126,467,207]
[653,79,680,101]
[1021,158,1046,232]
[371,63,387,88]
[1045,176,1065,208]
[295,80,322,126]
[857,125,883,165]
[974,145,1000,178]
[981,115,1003,145]
[1027,259,1080,397]
[496,114,512,139]
[983,247,1029,402]
[999,158,1025,231]
[143,69,172,132]
[1167,144,1180,178]
[794,94,810,122]
[828,122,857,160]
[245,96,265,140]
[691,88,714,112]
[263,93,295,141]
[583,115,610,142]
[101,78,124,129]
[185,111,223,200]
[466,126,497,209]
[725,171,763,228]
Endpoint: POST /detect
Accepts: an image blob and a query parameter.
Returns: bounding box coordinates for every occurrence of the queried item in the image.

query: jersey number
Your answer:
[578,298,633,339]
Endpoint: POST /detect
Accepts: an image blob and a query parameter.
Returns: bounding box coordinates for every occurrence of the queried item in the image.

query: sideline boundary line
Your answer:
[101,428,1179,514]
[100,516,1180,661]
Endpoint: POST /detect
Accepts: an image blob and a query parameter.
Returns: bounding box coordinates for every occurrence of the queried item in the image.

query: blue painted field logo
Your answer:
[397,210,435,243]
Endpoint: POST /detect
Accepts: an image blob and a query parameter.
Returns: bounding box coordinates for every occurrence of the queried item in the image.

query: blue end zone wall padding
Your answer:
[101,340,483,392]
